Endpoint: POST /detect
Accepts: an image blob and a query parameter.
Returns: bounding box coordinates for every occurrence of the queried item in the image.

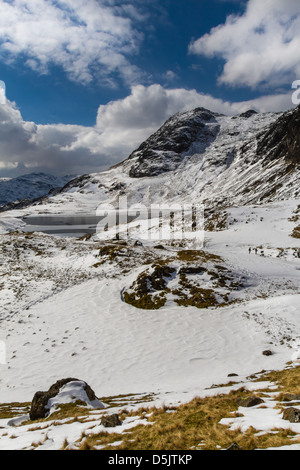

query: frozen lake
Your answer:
[22,214,102,237]
[21,208,200,239]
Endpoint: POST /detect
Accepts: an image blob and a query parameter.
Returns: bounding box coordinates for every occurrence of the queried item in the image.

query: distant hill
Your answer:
[0,172,76,206]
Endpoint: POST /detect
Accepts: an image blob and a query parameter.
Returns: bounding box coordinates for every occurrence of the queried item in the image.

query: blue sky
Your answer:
[0,0,250,126]
[0,0,299,177]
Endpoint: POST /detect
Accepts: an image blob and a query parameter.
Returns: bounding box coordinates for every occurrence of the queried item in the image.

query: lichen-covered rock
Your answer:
[101,414,122,428]
[236,396,264,408]
[283,407,300,423]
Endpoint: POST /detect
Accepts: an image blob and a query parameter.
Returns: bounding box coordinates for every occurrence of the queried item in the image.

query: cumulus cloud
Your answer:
[0,84,295,177]
[0,0,145,86]
[189,0,300,88]
[97,85,169,130]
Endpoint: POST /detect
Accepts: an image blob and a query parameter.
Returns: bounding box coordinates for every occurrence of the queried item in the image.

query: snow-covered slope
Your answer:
[0,199,299,402]
[0,172,76,207]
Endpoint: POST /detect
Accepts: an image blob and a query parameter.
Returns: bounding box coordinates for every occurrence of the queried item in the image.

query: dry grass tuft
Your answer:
[291,226,300,239]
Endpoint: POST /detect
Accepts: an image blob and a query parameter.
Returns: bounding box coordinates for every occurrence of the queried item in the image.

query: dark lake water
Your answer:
[22,212,147,237]
[22,209,197,238]
[22,214,103,237]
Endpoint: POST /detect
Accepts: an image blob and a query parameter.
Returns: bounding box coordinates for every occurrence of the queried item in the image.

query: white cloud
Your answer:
[0,83,295,177]
[189,0,300,88]
[97,84,169,130]
[0,0,145,85]
[0,80,6,105]
[162,70,178,83]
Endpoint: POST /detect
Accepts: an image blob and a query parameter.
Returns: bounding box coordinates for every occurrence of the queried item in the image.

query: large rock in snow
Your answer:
[30,378,104,420]
[283,407,300,423]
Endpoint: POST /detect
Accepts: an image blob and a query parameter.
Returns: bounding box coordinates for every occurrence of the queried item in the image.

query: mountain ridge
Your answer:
[0,172,76,207]
[57,105,298,211]
[2,105,300,215]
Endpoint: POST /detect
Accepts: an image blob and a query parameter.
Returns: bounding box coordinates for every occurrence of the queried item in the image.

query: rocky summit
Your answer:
[1,106,300,215]
[126,108,221,178]
[47,104,300,213]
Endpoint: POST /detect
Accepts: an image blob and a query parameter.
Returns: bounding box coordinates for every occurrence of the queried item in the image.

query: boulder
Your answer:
[236,396,264,408]
[101,414,122,428]
[226,442,243,451]
[30,378,103,421]
[283,407,300,423]
[282,394,300,402]
[262,350,273,356]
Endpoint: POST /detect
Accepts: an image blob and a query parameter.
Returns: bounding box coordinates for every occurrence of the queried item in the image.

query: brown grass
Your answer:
[76,366,300,450]
[0,403,30,420]
[177,250,223,263]
[77,385,300,450]
[291,226,300,239]
[255,366,300,396]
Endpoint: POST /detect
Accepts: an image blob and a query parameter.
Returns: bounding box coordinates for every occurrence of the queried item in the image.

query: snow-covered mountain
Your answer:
[11,105,298,217]
[0,172,76,207]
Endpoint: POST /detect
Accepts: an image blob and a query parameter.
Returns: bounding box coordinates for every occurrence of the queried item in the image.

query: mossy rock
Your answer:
[123,263,175,310]
[175,288,218,308]
[123,292,166,310]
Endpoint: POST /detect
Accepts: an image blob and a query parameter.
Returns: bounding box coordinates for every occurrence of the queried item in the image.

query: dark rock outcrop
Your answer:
[239,110,258,119]
[256,105,300,165]
[127,108,221,178]
[30,378,98,421]
[178,266,207,275]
